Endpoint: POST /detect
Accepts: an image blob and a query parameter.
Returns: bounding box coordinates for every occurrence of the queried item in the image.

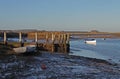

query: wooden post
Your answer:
[35,32,38,50]
[51,33,55,52]
[19,32,22,42]
[66,34,70,44]
[46,33,48,43]
[35,32,38,43]
[19,32,24,47]
[67,34,70,52]
[61,34,64,43]
[52,33,55,44]
[58,34,61,44]
[63,34,66,53]
[51,44,55,52]
[4,32,7,45]
[63,34,70,53]
[63,34,67,44]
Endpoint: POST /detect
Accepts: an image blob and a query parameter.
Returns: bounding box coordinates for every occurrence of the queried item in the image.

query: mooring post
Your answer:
[19,32,24,47]
[4,32,7,45]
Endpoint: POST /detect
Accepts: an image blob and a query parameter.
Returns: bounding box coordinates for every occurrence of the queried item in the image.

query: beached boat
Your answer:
[13,45,36,54]
[84,39,96,45]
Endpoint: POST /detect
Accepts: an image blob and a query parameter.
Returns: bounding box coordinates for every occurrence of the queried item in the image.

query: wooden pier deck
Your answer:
[0,31,70,53]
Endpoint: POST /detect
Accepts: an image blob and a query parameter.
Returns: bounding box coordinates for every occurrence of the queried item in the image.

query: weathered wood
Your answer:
[2,31,70,53]
[46,33,49,43]
[19,32,24,47]
[66,34,70,44]
[61,34,64,43]
[35,32,38,43]
[19,32,22,42]
[4,32,7,45]
[52,33,55,44]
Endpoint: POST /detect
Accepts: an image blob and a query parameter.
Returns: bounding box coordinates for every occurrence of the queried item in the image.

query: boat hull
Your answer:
[13,45,36,54]
[85,40,96,45]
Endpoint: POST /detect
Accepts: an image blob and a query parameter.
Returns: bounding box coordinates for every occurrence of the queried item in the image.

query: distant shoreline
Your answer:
[0,30,120,38]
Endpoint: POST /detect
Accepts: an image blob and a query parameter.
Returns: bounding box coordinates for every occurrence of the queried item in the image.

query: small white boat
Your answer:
[84,39,96,45]
[13,45,36,54]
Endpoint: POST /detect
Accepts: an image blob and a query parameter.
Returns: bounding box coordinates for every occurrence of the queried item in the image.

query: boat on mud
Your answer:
[13,45,36,54]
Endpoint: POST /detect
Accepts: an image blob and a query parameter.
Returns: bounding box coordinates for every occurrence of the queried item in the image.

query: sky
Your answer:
[0,0,120,32]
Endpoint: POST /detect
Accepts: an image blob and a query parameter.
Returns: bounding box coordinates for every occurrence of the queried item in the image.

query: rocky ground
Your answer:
[0,52,120,79]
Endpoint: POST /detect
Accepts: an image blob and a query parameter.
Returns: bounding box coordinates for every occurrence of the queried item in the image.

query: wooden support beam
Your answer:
[63,34,67,44]
[46,33,48,43]
[35,32,38,43]
[58,34,61,44]
[61,34,64,43]
[19,32,22,42]
[4,32,7,45]
[66,34,70,44]
[52,33,55,44]
[51,44,55,52]
[19,32,24,47]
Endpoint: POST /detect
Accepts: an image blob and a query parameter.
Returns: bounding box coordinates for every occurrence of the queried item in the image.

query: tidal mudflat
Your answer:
[0,52,120,79]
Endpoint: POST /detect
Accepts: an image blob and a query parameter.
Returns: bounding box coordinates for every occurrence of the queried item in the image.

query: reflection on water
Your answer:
[70,38,120,64]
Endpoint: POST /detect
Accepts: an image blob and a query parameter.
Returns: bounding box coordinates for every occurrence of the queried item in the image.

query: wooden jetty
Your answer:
[0,31,70,53]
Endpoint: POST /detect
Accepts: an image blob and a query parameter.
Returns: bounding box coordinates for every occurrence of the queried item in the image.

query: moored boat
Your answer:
[13,45,36,54]
[84,39,96,45]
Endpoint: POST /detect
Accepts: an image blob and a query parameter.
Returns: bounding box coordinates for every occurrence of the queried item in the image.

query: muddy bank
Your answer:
[0,52,120,79]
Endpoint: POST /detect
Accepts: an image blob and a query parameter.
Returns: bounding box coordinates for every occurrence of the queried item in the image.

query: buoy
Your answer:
[41,64,47,70]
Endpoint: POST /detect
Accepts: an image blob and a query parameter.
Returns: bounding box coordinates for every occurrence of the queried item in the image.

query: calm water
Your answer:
[70,38,120,64]
[1,37,120,64]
